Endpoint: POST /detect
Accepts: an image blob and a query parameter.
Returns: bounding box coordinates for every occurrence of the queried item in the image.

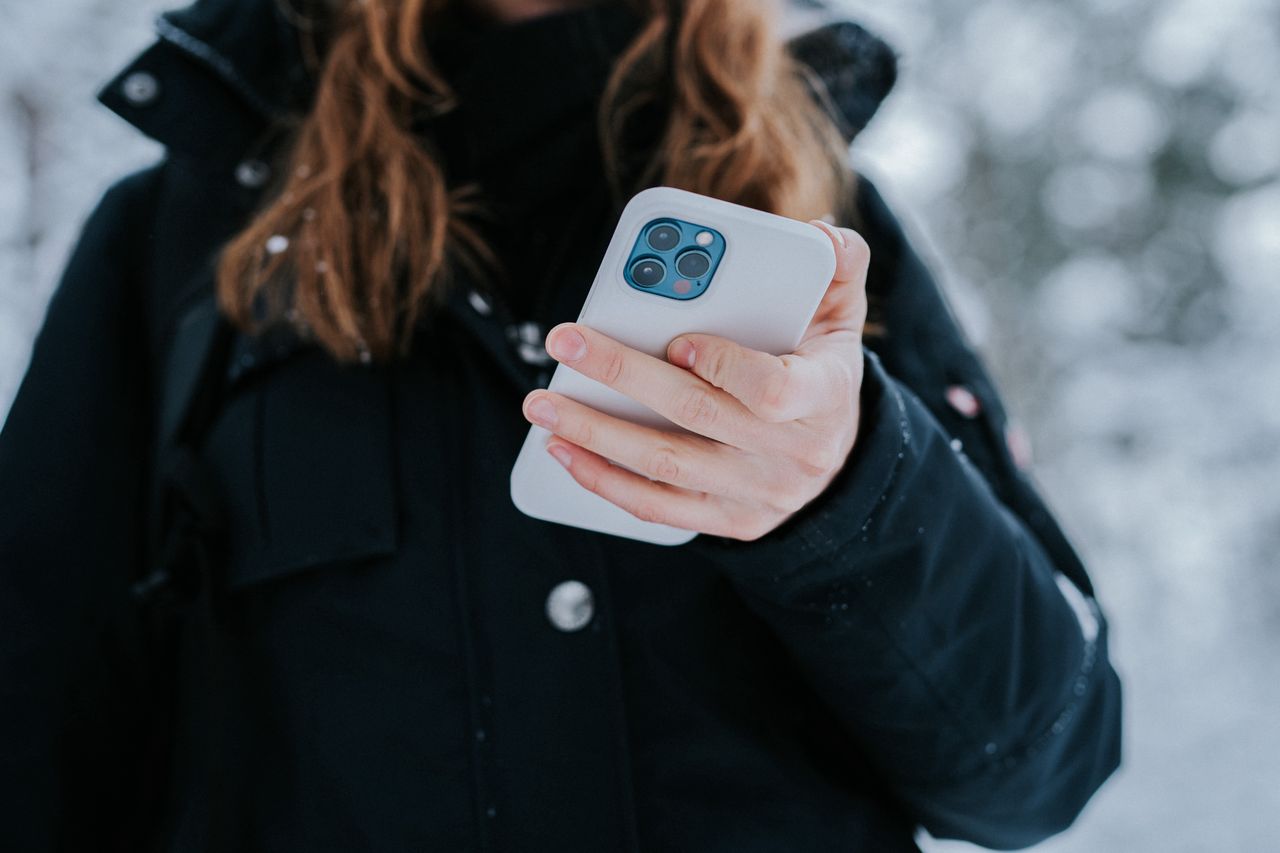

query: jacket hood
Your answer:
[98,0,897,169]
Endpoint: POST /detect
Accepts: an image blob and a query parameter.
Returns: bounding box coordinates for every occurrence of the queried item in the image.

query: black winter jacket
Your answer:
[0,1,1121,851]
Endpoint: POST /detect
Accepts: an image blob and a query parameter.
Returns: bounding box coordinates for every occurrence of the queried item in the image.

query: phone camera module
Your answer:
[646,223,682,252]
[624,217,722,300]
[675,249,712,280]
[630,257,667,287]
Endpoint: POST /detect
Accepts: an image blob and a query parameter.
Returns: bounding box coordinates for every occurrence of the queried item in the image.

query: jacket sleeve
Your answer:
[0,167,162,850]
[689,182,1122,850]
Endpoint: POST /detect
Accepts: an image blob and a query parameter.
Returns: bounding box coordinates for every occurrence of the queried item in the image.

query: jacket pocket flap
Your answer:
[210,352,399,589]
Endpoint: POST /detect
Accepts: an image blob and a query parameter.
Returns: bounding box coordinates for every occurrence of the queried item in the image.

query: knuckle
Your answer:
[794,437,840,476]
[674,386,719,430]
[645,447,682,483]
[754,365,796,422]
[702,342,734,385]
[599,346,626,386]
[568,416,595,448]
[630,500,667,525]
[577,466,602,495]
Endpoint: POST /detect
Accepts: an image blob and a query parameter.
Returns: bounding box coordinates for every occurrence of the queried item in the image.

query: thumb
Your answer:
[806,220,870,338]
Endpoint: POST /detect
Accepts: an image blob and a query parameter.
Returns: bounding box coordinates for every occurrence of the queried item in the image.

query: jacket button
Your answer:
[121,71,160,106]
[945,384,982,419]
[517,342,553,366]
[545,580,594,632]
[510,322,552,366]
[467,289,493,316]
[235,159,272,189]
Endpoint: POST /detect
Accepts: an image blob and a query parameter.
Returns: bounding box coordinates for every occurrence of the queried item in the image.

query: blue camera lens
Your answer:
[675,249,712,279]
[646,223,681,252]
[630,257,667,287]
[625,217,723,300]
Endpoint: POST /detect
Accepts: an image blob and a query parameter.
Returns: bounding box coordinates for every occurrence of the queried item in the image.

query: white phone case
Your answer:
[509,186,836,545]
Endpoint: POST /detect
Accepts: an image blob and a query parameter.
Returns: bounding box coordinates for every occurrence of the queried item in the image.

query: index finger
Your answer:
[542,322,774,450]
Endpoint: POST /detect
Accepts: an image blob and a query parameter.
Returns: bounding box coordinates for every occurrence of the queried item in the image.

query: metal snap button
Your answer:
[467,289,493,316]
[509,322,552,365]
[513,321,542,346]
[121,71,160,106]
[516,342,553,366]
[545,580,594,632]
[235,159,272,189]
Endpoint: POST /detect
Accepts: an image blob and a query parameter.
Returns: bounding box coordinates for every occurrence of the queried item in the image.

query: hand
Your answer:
[521,220,870,541]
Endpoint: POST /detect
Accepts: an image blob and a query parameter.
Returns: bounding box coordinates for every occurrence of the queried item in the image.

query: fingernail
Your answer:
[546,326,587,362]
[546,442,572,469]
[811,219,847,248]
[525,395,558,428]
[669,337,696,368]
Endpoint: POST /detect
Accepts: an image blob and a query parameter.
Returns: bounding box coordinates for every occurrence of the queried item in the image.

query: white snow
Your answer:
[845,0,1280,849]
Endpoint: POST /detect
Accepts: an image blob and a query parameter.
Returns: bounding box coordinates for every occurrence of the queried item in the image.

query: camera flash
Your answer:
[695,230,713,246]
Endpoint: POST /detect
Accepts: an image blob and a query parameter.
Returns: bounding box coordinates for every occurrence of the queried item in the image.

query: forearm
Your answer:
[693,352,1122,847]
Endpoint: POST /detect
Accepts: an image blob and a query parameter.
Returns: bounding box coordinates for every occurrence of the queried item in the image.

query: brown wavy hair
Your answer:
[217,0,853,363]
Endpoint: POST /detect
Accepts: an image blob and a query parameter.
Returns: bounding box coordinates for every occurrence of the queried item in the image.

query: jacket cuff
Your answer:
[688,348,910,578]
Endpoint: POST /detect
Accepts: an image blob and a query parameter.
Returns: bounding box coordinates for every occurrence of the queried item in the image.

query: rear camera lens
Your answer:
[646,224,681,252]
[675,249,711,279]
[630,257,667,287]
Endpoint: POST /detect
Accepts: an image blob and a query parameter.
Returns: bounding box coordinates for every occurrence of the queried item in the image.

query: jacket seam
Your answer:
[585,536,643,853]
[911,616,1108,791]
[436,355,495,851]
[859,573,1107,791]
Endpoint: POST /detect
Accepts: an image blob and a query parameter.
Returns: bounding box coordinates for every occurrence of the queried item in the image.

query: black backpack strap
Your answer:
[158,295,232,450]
[132,294,233,604]
[123,292,236,841]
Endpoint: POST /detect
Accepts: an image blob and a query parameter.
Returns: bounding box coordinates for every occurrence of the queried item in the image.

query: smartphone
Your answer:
[509,186,836,545]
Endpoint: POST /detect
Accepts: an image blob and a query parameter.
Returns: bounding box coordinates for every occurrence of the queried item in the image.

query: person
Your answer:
[0,0,1122,850]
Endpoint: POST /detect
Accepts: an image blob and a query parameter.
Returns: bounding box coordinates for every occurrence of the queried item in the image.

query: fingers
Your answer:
[543,323,773,450]
[541,439,768,540]
[810,220,870,289]
[661,222,868,422]
[543,219,870,430]
[522,390,756,495]
[666,333,852,422]
[805,220,871,338]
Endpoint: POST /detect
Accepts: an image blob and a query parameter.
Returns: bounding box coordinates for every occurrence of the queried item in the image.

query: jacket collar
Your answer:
[98,0,897,167]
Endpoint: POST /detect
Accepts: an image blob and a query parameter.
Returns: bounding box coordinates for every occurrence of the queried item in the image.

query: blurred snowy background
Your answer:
[2,0,1277,849]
